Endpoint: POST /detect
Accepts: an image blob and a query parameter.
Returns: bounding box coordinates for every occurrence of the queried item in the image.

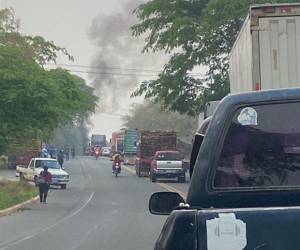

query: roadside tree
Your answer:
[131,0,295,115]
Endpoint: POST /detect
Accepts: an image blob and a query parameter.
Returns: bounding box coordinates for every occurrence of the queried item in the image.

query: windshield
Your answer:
[35,160,61,169]
[214,102,300,189]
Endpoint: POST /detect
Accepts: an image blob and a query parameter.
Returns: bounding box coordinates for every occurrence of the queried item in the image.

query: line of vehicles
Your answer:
[88,129,189,182]
[151,3,300,250]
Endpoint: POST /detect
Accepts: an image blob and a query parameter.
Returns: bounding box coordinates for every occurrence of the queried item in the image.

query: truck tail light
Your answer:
[152,160,157,170]
[280,6,292,14]
[255,82,261,91]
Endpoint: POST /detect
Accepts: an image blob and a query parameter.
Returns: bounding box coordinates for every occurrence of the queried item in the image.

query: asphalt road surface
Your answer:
[0,156,190,250]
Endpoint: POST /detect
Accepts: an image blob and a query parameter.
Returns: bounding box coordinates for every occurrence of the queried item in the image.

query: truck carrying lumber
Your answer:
[135,130,177,177]
[8,139,42,169]
[229,3,300,93]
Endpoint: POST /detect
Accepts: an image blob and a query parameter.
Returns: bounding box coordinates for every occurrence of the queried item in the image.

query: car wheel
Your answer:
[137,168,142,177]
[178,174,186,183]
[61,184,67,189]
[34,175,38,186]
[150,172,157,182]
[20,173,25,181]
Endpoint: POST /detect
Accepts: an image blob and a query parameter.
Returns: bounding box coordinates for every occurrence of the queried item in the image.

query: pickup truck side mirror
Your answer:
[149,192,185,215]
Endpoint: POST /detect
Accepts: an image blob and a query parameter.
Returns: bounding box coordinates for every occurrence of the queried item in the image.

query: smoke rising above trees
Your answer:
[88,0,166,112]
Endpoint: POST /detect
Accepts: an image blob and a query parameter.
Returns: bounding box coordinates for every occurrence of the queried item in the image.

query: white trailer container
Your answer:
[229,3,300,93]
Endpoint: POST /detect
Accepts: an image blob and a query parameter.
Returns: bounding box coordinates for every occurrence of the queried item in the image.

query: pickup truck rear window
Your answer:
[214,102,300,189]
[156,152,182,161]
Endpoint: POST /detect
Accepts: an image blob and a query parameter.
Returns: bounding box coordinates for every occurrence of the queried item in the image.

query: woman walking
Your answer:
[38,166,52,204]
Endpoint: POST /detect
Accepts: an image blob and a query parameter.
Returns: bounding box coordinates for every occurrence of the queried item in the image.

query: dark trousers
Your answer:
[38,183,49,202]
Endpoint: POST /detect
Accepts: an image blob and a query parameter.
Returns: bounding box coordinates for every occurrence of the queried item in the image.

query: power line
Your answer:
[47,63,206,77]
[47,63,162,73]
[67,69,159,77]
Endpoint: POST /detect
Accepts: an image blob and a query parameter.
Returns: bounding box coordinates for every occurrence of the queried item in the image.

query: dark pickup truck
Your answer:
[149,88,300,250]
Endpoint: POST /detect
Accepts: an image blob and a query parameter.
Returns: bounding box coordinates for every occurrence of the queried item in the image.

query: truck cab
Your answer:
[149,88,300,250]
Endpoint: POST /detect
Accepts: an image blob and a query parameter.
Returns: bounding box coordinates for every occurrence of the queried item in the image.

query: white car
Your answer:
[101,147,111,157]
[16,158,70,189]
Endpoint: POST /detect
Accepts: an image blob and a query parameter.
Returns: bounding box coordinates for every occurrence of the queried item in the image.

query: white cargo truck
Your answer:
[229,3,300,93]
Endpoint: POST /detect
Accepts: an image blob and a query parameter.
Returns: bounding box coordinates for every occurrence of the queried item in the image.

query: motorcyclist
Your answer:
[112,154,121,173]
[95,146,100,160]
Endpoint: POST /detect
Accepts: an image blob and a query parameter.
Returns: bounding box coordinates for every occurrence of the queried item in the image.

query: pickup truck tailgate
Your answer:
[197,207,300,250]
[157,160,182,169]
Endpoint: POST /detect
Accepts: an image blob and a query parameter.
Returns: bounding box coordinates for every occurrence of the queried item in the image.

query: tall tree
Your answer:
[0,46,98,153]
[131,0,295,115]
[0,8,98,153]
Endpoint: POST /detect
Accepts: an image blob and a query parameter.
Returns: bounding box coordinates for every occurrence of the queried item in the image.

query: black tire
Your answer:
[150,172,157,182]
[115,172,118,177]
[137,168,142,177]
[61,184,67,189]
[20,173,25,181]
[178,174,186,183]
[34,175,38,186]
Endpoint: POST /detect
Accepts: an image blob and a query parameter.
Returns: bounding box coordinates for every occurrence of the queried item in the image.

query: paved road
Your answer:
[0,156,190,250]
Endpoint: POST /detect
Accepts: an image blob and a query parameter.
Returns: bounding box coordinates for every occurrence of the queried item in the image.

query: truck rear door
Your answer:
[197,207,300,250]
[259,16,300,89]
[157,160,182,170]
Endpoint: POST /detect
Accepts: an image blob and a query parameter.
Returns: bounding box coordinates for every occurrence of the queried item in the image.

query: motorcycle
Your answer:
[95,150,100,160]
[113,162,121,177]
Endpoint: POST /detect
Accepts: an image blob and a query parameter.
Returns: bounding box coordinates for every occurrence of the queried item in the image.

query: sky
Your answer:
[0,0,165,139]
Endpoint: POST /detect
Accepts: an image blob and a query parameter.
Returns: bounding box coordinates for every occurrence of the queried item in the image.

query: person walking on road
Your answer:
[37,166,52,204]
[65,147,70,161]
[57,150,64,168]
[71,146,75,159]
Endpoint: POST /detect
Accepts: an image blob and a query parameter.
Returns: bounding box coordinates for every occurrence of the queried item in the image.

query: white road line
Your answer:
[0,161,96,250]
[122,165,187,199]
[0,191,94,250]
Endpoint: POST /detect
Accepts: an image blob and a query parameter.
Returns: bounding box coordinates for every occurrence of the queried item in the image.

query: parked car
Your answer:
[101,147,111,157]
[150,151,186,183]
[16,158,70,189]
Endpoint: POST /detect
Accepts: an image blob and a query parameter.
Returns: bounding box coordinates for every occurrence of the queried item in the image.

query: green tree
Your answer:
[0,8,98,153]
[0,46,98,153]
[131,0,295,115]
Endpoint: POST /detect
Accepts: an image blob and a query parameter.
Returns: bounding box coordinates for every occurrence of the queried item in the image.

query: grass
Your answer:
[0,180,38,210]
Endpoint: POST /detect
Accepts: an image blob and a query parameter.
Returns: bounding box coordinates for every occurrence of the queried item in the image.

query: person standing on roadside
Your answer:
[57,150,64,168]
[38,166,52,204]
